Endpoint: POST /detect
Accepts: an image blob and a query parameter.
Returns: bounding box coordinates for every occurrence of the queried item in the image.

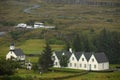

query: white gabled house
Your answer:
[6,43,25,61]
[52,48,109,71]
[16,23,27,28]
[34,22,44,28]
[52,52,61,68]
[88,53,109,71]
[68,53,77,69]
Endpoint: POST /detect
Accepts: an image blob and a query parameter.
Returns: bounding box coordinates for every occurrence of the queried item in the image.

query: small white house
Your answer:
[25,60,32,70]
[52,48,109,71]
[16,23,27,28]
[34,22,44,28]
[88,53,109,71]
[6,43,25,61]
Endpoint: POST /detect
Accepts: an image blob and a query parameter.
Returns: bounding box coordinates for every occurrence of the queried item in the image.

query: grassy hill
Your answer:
[0,0,119,32]
[19,39,64,54]
[0,39,64,56]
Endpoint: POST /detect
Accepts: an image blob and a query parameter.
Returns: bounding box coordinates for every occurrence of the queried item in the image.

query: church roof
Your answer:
[13,48,25,56]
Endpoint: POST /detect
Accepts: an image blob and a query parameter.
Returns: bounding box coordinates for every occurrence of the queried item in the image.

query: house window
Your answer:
[80,64,82,67]
[92,58,94,62]
[72,57,74,61]
[84,64,86,68]
[82,58,84,61]
[94,65,96,68]
[70,63,72,67]
[74,63,76,67]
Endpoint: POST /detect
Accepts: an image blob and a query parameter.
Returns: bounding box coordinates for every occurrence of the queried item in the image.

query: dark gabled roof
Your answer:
[84,52,92,61]
[54,51,72,60]
[74,52,82,60]
[13,49,25,56]
[54,51,109,63]
[94,53,108,63]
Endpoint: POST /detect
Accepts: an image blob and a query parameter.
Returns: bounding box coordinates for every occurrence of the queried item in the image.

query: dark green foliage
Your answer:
[64,40,71,51]
[72,34,83,52]
[95,28,120,63]
[9,30,23,41]
[2,75,24,80]
[32,63,39,72]
[60,54,69,67]
[0,57,19,75]
[38,42,53,72]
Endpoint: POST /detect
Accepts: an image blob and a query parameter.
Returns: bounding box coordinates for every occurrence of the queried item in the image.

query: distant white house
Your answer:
[16,23,27,28]
[34,22,44,28]
[16,22,55,29]
[6,43,25,61]
[25,60,32,70]
[52,48,109,71]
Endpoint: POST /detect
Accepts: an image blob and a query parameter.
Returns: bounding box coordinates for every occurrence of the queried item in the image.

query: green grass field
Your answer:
[63,71,120,80]
[19,39,64,54]
[10,68,120,80]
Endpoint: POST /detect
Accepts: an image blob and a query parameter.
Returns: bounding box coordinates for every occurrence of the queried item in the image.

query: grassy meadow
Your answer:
[0,0,119,32]
[1,68,119,80]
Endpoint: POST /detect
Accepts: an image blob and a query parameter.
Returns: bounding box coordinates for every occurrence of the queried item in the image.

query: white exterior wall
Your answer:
[88,54,98,70]
[68,54,78,69]
[52,53,61,68]
[17,55,25,61]
[98,62,109,70]
[78,54,88,70]
[6,51,17,60]
[6,51,25,61]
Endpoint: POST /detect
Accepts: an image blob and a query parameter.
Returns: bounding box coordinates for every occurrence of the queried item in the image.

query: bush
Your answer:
[2,75,24,80]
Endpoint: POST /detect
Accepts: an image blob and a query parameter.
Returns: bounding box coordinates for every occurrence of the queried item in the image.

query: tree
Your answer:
[59,54,69,67]
[95,28,120,63]
[38,42,53,72]
[64,40,71,51]
[0,57,18,75]
[72,34,83,52]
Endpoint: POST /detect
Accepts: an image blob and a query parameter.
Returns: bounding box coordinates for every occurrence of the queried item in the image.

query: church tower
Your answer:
[10,43,15,51]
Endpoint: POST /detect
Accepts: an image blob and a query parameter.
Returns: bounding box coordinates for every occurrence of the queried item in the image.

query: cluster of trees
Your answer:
[0,57,20,75]
[38,42,53,72]
[65,28,120,64]
[37,42,69,72]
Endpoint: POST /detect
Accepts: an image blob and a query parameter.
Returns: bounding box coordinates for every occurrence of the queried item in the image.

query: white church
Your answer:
[52,48,109,71]
[6,43,25,61]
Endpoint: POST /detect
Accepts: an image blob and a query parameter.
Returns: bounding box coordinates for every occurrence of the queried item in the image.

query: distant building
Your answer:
[16,23,27,28]
[34,22,44,28]
[25,60,32,70]
[16,22,55,29]
[52,48,109,71]
[6,43,25,61]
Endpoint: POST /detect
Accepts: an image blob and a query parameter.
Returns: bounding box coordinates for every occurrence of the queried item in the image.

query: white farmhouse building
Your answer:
[34,22,44,28]
[52,49,109,71]
[16,23,27,28]
[6,43,25,61]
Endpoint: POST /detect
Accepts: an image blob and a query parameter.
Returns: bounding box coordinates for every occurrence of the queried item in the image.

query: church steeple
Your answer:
[10,42,15,51]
